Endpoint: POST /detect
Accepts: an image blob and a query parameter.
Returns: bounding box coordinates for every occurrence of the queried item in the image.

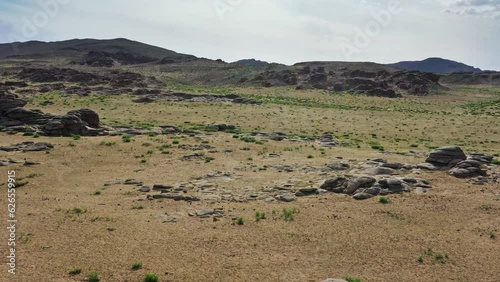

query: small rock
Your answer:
[364,167,395,175]
[353,192,374,200]
[279,194,297,202]
[139,186,151,193]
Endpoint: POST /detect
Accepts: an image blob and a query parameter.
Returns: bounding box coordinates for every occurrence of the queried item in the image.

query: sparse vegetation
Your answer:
[87,271,100,282]
[282,207,299,221]
[68,267,82,275]
[379,196,390,204]
[122,134,132,143]
[143,273,159,282]
[255,211,267,222]
[132,262,142,270]
[234,217,245,225]
[68,207,87,214]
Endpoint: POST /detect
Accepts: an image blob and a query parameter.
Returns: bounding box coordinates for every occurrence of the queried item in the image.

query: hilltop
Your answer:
[390,57,482,74]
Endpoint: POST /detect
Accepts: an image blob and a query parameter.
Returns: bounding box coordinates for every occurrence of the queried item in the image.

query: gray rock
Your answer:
[22,142,54,152]
[296,187,318,197]
[196,209,214,218]
[426,146,466,166]
[124,179,143,185]
[345,176,376,194]
[353,192,374,200]
[417,162,441,170]
[326,162,350,171]
[449,160,486,178]
[403,177,417,183]
[139,186,151,193]
[468,153,493,164]
[382,162,404,170]
[320,177,347,192]
[414,187,427,195]
[322,279,348,282]
[364,167,395,175]
[363,187,381,195]
[279,194,297,202]
[153,184,173,191]
[104,179,123,186]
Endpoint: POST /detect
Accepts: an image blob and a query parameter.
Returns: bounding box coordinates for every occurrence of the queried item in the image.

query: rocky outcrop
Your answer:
[0,91,104,137]
[418,146,467,170]
[132,92,262,105]
[449,160,486,178]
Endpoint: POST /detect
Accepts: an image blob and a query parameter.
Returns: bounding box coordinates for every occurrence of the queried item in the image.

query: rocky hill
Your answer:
[440,71,500,85]
[0,38,452,97]
[390,57,482,74]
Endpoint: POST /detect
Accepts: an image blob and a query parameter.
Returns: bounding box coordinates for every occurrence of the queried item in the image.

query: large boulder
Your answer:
[425,146,467,167]
[449,160,486,178]
[4,107,53,125]
[0,92,28,114]
[344,176,376,194]
[44,114,88,136]
[67,109,100,128]
[320,177,348,193]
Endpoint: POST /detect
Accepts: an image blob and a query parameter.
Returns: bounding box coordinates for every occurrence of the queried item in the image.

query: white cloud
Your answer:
[444,0,500,18]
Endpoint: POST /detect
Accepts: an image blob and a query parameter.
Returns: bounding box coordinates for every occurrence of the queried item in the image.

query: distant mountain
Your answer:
[0,38,191,60]
[232,58,269,67]
[389,58,482,74]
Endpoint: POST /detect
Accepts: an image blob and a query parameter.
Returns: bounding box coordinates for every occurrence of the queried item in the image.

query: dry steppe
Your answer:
[1,82,499,282]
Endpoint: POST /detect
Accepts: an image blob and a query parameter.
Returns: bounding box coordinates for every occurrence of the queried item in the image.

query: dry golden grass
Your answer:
[0,86,499,281]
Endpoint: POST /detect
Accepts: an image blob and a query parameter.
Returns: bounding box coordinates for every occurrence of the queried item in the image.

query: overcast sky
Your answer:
[1,0,499,70]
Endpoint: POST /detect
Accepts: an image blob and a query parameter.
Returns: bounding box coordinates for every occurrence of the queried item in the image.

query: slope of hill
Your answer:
[390,57,482,74]
[0,38,190,60]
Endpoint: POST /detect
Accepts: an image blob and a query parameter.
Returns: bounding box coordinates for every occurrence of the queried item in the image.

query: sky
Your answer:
[0,0,499,70]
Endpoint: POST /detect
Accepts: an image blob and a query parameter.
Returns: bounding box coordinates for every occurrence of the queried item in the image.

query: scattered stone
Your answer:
[153,184,173,191]
[381,162,404,170]
[139,186,151,193]
[295,187,318,197]
[0,142,54,152]
[353,192,374,200]
[24,160,40,166]
[104,179,123,186]
[278,194,297,202]
[326,162,350,171]
[124,179,143,185]
[363,167,395,175]
[22,142,54,152]
[151,194,200,202]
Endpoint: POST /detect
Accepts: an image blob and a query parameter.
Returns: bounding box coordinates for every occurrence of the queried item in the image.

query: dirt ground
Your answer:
[0,87,499,282]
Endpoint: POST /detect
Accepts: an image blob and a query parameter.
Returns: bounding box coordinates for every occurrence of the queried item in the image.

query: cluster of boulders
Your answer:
[0,90,105,136]
[243,65,445,97]
[417,146,490,178]
[0,141,54,152]
[17,67,158,87]
[318,175,431,200]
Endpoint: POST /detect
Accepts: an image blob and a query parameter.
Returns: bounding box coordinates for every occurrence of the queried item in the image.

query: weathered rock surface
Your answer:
[0,91,105,136]
[425,146,467,167]
[449,160,486,178]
